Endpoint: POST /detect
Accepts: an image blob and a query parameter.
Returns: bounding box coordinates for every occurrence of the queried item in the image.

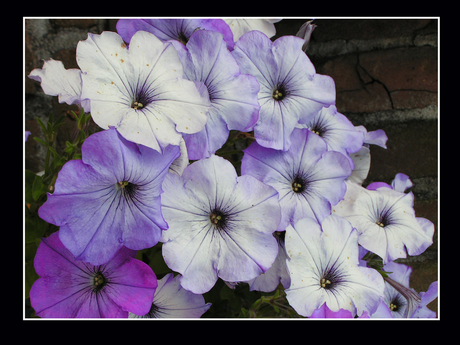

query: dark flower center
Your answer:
[209,209,227,230]
[117,181,138,200]
[389,295,406,313]
[146,303,161,318]
[131,84,156,110]
[272,84,287,101]
[92,272,107,292]
[376,210,391,228]
[177,31,189,45]
[291,175,307,194]
[320,265,344,291]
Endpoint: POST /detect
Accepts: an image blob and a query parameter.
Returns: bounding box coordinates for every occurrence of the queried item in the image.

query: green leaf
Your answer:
[33,136,48,147]
[25,170,37,205]
[32,174,48,201]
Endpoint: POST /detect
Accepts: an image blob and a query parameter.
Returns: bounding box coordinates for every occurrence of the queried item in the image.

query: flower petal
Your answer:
[28,59,88,111]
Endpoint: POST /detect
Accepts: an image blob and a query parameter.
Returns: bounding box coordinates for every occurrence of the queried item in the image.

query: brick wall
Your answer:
[24,18,439,315]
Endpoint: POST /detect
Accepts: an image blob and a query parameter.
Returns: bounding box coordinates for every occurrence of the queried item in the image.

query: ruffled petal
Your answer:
[28,59,89,111]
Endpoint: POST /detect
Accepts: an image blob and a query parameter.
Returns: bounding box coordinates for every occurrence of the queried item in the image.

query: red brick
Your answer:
[358,46,438,93]
[310,19,432,42]
[337,82,393,113]
[366,120,438,183]
[391,90,438,109]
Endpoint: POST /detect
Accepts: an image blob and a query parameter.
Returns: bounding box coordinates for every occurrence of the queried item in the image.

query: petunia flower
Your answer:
[284,215,385,317]
[345,127,388,185]
[347,146,371,185]
[297,105,364,169]
[310,303,370,318]
[224,18,281,41]
[332,178,435,264]
[76,30,210,153]
[129,273,211,318]
[355,125,388,149]
[241,127,352,229]
[232,30,336,151]
[160,154,281,294]
[370,261,437,318]
[296,19,317,53]
[38,127,180,266]
[246,231,290,292]
[116,18,234,50]
[411,281,438,318]
[175,30,260,160]
[28,59,90,112]
[30,231,157,318]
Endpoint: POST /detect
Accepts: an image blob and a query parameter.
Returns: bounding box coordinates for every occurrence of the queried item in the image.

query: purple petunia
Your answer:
[39,127,180,266]
[241,127,352,229]
[232,30,336,151]
[160,154,281,294]
[30,231,157,318]
[116,18,235,50]
[175,30,260,160]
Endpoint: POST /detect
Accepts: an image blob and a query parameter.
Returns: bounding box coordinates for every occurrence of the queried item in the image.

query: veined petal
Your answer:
[285,215,384,317]
[161,155,280,294]
[30,232,157,318]
[77,30,209,152]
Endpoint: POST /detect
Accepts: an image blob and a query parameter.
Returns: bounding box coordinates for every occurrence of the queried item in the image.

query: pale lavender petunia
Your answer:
[332,177,435,264]
[297,105,364,169]
[241,127,352,229]
[160,154,281,294]
[175,30,259,160]
[30,231,157,318]
[38,127,180,265]
[246,231,290,292]
[371,261,437,318]
[285,215,385,317]
[224,18,280,41]
[129,273,211,318]
[116,18,234,50]
[28,59,90,112]
[76,30,210,153]
[232,30,336,151]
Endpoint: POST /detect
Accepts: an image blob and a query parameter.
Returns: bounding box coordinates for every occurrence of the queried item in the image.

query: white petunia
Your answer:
[28,59,90,112]
[76,30,210,153]
[285,215,385,317]
[129,273,211,318]
[333,180,435,263]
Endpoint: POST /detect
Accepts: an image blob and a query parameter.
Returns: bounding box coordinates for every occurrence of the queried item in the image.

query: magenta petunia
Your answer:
[30,231,157,318]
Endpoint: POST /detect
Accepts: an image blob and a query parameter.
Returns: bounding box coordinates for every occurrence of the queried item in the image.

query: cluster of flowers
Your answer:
[27,18,437,318]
